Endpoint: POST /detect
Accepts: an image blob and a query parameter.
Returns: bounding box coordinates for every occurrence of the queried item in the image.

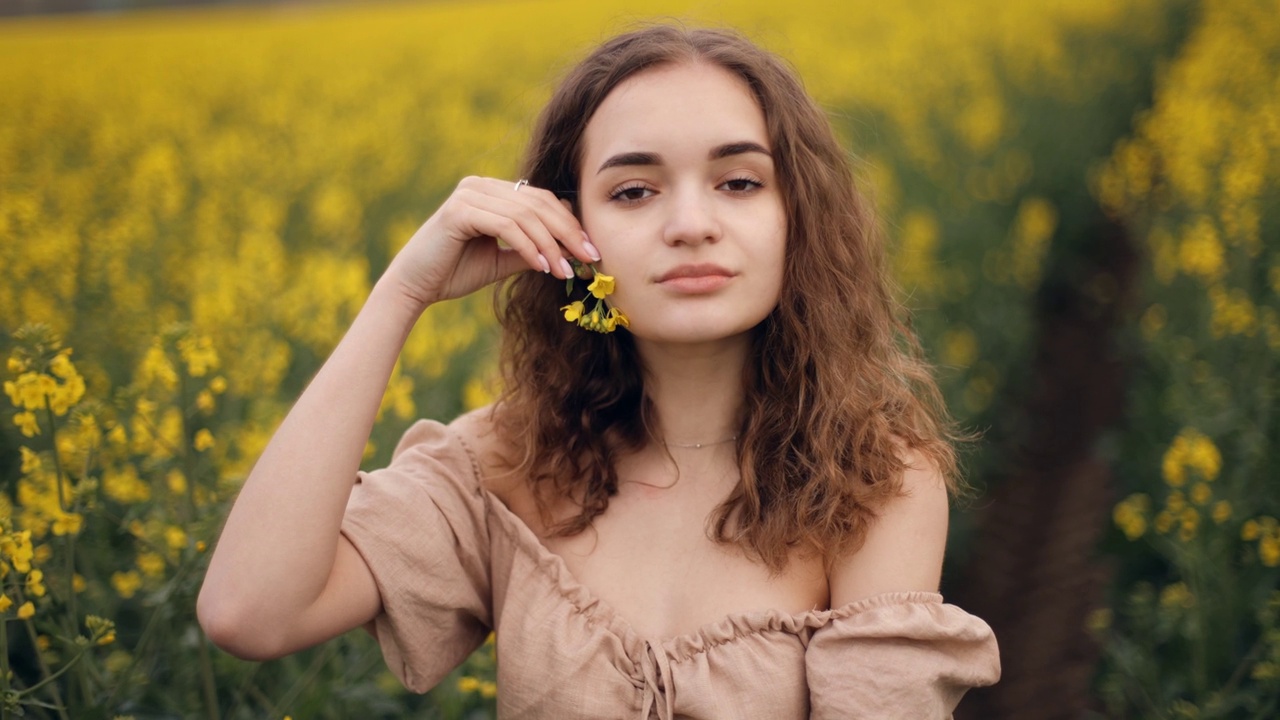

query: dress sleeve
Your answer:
[339,419,493,693]
[806,591,1000,719]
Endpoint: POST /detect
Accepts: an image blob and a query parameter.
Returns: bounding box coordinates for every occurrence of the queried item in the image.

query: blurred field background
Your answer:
[0,0,1277,717]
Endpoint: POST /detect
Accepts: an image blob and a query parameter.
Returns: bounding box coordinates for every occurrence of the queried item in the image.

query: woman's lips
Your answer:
[655,263,736,293]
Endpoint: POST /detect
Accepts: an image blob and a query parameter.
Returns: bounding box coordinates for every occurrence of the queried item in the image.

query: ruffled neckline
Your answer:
[448,423,944,662]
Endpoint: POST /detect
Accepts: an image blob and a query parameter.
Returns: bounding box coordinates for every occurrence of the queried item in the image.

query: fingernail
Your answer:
[538,254,551,274]
[559,258,574,278]
[583,240,601,262]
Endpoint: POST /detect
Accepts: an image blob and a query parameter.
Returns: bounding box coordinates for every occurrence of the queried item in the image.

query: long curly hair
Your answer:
[489,24,967,573]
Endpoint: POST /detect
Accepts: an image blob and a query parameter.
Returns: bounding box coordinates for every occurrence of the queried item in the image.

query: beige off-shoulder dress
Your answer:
[340,419,1001,720]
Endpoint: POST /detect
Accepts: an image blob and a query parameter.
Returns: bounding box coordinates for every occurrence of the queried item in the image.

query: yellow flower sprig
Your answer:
[559,259,629,334]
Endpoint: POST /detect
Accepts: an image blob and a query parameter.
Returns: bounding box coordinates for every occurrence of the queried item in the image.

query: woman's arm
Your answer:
[197,177,595,660]
[808,451,999,719]
[828,447,950,605]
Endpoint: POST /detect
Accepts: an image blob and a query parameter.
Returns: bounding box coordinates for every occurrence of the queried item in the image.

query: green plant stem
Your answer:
[40,398,87,707]
[17,648,83,702]
[42,401,69,515]
[19,619,68,720]
[1,617,12,717]
[1219,631,1267,699]
[274,642,336,712]
[179,371,198,525]
[178,369,219,720]
[101,558,199,708]
[197,633,219,720]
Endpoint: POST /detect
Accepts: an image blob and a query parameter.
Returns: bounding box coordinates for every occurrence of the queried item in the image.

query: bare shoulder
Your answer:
[447,403,526,497]
[828,443,951,607]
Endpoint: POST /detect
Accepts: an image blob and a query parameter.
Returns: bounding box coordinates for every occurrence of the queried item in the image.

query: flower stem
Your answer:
[19,618,69,720]
[1,617,11,713]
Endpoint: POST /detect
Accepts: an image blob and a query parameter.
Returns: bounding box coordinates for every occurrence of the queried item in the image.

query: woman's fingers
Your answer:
[461,191,584,279]
[517,184,600,262]
[454,203,550,277]
[385,175,595,307]
[470,177,596,270]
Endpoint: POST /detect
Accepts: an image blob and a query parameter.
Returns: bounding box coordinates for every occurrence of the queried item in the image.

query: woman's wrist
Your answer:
[368,269,433,331]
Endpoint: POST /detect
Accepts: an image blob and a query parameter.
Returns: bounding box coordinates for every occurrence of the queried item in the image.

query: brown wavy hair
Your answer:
[489,23,967,573]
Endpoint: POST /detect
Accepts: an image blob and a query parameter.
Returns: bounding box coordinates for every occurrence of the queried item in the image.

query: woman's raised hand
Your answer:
[384,176,600,309]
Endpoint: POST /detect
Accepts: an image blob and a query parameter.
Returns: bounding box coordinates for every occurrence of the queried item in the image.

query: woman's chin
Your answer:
[626,318,760,347]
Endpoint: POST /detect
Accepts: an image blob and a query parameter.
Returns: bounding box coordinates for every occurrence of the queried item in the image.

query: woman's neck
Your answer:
[634,333,749,448]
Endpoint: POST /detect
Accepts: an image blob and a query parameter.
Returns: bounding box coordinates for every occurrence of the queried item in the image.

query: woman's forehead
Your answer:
[581,62,770,170]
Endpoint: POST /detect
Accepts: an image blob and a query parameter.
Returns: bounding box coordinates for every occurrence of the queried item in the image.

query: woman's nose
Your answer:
[661,185,721,246]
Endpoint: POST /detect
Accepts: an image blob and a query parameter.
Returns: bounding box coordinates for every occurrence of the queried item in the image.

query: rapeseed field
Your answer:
[1,0,1276,716]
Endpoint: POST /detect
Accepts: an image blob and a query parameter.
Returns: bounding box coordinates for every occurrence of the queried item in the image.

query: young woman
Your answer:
[199,24,1001,719]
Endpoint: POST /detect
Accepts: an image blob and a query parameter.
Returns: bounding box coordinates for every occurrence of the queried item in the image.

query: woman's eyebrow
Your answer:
[596,151,659,175]
[595,140,773,175]
[710,141,771,161]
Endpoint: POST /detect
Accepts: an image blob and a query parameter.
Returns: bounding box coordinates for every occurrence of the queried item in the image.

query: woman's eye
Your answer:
[721,177,764,193]
[608,184,653,203]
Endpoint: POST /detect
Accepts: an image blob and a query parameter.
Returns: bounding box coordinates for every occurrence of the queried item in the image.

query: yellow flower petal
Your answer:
[560,301,584,322]
[587,273,615,299]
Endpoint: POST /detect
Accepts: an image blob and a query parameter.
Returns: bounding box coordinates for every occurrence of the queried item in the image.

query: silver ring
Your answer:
[513,178,530,192]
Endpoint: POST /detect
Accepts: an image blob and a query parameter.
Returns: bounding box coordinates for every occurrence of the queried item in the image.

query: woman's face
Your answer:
[577,61,787,345]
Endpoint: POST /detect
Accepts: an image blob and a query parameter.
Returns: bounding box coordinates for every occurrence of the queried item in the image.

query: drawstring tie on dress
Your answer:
[638,639,675,720]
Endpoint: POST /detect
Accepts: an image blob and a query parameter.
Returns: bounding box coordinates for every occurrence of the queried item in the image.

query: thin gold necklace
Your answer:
[662,435,737,449]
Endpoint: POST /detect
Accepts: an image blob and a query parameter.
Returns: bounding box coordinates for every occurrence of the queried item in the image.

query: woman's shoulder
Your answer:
[446,403,526,498]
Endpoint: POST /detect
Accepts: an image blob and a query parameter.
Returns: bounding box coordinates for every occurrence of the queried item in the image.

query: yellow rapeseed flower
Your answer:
[1112,494,1149,540]
[587,272,615,299]
[1190,482,1211,505]
[178,335,219,377]
[1177,216,1225,281]
[111,570,142,599]
[17,601,35,620]
[19,446,41,473]
[139,344,178,391]
[196,390,215,413]
[49,353,75,380]
[52,512,84,537]
[0,594,12,613]
[560,301,585,322]
[137,552,166,578]
[1260,536,1280,568]
[193,429,215,452]
[1211,501,1231,524]
[1243,519,1261,540]
[164,525,188,552]
[166,469,188,495]
[1159,582,1194,610]
[26,568,46,597]
[1161,428,1221,487]
[13,411,40,437]
[604,307,630,332]
[85,615,116,645]
[458,676,482,693]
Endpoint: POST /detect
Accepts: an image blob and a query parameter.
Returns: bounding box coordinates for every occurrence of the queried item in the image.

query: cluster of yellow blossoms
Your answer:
[1241,517,1280,568]
[1113,427,1233,544]
[559,260,629,334]
[5,350,86,438]
[0,526,41,620]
